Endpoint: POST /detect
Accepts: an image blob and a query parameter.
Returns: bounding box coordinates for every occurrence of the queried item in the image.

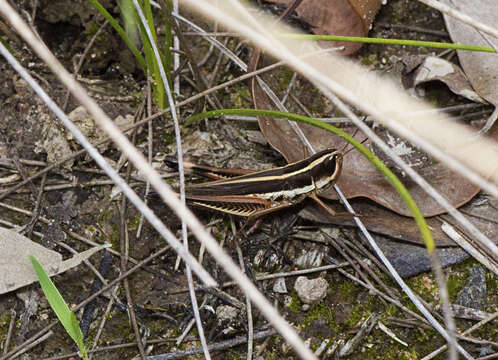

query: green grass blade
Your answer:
[186,108,436,253]
[284,34,496,53]
[88,0,147,71]
[135,0,166,108]
[29,256,88,360]
[161,0,174,92]
[119,0,140,50]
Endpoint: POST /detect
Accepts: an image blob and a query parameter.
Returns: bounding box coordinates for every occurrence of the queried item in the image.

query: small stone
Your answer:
[216,305,240,335]
[294,276,328,304]
[455,266,487,310]
[283,295,293,308]
[273,278,287,294]
[216,305,239,323]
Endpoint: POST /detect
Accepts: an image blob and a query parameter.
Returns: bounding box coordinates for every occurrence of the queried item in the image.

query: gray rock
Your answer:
[455,266,487,310]
[273,278,288,294]
[294,276,328,304]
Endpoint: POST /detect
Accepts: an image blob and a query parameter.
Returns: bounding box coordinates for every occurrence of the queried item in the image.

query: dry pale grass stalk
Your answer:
[0,2,317,359]
[182,0,498,201]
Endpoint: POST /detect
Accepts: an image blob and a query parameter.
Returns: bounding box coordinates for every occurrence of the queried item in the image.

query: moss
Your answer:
[385,303,399,317]
[227,349,242,360]
[406,274,437,303]
[229,87,252,109]
[344,303,371,328]
[128,215,141,231]
[286,291,302,313]
[486,272,497,300]
[446,273,465,302]
[148,319,165,334]
[0,314,12,345]
[84,21,100,35]
[103,314,135,343]
[303,302,338,333]
[363,343,419,360]
[338,280,357,302]
[107,223,121,252]
[163,130,175,146]
[263,349,279,360]
[278,68,294,91]
[360,54,378,67]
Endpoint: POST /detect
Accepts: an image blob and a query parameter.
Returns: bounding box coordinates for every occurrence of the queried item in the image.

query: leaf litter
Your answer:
[0,227,107,294]
[250,0,498,276]
[1,0,497,359]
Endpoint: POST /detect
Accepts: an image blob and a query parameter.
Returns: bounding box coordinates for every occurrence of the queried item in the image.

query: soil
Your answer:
[0,1,496,359]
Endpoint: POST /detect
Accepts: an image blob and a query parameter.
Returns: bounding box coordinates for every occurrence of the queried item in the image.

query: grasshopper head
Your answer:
[311,149,343,191]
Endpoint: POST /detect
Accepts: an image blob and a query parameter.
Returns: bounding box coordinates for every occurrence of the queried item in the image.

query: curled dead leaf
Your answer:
[441,0,498,109]
[401,55,486,103]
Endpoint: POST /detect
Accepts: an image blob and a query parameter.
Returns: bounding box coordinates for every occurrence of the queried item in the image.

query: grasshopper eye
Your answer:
[328,155,337,173]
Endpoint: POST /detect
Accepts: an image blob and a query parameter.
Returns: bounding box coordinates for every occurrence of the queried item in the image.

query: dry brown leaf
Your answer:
[251,55,492,217]
[265,0,382,55]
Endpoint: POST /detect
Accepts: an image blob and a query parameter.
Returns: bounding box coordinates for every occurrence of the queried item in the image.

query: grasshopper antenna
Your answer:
[341,117,369,156]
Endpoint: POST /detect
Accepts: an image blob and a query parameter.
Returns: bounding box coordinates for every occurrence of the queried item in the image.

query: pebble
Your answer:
[294,276,328,304]
[273,278,288,294]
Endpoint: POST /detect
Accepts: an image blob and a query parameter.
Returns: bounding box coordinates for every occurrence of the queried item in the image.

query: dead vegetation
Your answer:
[0,0,497,359]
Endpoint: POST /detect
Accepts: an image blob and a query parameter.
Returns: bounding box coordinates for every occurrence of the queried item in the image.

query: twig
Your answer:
[0,6,357,359]
[166,13,221,109]
[377,22,449,37]
[167,262,351,295]
[2,310,16,356]
[476,353,498,360]
[416,0,498,39]
[120,159,147,359]
[333,265,430,326]
[332,179,466,358]
[422,312,498,360]
[88,273,119,360]
[441,220,498,275]
[6,331,53,360]
[55,240,108,287]
[0,49,329,203]
[0,244,171,360]
[24,172,47,237]
[132,328,277,360]
[133,2,212,357]
[173,0,180,97]
[340,231,389,274]
[136,74,153,239]
[172,12,247,71]
[41,337,196,360]
[333,234,399,299]
[325,234,378,292]
[0,200,141,265]
[0,27,215,285]
[233,219,253,360]
[62,20,108,110]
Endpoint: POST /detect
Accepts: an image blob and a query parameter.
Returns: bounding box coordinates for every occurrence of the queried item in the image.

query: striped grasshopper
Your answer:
[166,148,348,221]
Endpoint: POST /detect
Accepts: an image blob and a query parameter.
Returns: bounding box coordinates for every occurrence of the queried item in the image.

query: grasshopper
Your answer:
[165,148,347,221]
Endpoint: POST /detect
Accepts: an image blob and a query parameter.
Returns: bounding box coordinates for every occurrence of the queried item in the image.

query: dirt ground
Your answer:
[0,0,496,359]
